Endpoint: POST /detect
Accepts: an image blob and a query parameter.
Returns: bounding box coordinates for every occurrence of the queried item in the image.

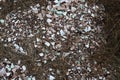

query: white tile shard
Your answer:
[60,29,65,36]
[47,18,52,23]
[45,41,50,47]
[36,38,40,42]
[36,4,40,7]
[49,75,55,80]
[11,63,15,69]
[32,76,36,80]
[19,47,25,53]
[22,65,26,72]
[71,7,77,12]
[14,44,19,50]
[0,19,5,24]
[8,37,12,42]
[28,34,34,37]
[37,13,43,20]
[0,68,6,76]
[85,43,89,48]
[6,72,11,77]
[84,26,91,32]
[46,14,52,18]
[31,7,39,13]
[80,0,85,2]
[39,53,44,57]
[51,42,55,46]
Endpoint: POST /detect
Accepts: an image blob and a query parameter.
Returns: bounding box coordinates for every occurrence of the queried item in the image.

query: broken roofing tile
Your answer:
[0,19,5,24]
[84,26,91,32]
[8,37,12,42]
[21,65,26,72]
[47,18,52,24]
[28,34,34,37]
[39,53,44,57]
[46,14,52,18]
[45,41,50,47]
[56,10,67,16]
[0,67,6,77]
[71,7,77,12]
[49,75,55,80]
[51,42,55,46]
[62,52,71,57]
[91,13,95,17]
[36,4,40,7]
[10,63,15,69]
[43,60,47,64]
[55,43,62,48]
[36,38,40,42]
[19,47,25,53]
[14,44,20,50]
[80,0,85,2]
[85,43,89,48]
[80,15,84,20]
[60,29,65,36]
[31,7,39,13]
[37,13,43,20]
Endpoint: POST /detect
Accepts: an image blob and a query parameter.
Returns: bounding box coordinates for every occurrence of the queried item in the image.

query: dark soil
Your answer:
[0,0,120,79]
[90,0,120,79]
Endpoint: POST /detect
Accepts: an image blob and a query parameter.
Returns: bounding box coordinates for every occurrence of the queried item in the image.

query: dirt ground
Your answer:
[91,0,120,79]
[0,0,120,80]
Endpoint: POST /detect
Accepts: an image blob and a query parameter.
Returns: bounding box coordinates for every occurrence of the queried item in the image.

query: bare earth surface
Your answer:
[0,0,119,80]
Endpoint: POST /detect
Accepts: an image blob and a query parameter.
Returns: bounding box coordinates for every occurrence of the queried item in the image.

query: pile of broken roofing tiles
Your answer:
[0,0,112,80]
[0,58,35,80]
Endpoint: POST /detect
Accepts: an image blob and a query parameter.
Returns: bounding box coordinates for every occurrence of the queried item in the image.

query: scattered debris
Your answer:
[0,0,112,80]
